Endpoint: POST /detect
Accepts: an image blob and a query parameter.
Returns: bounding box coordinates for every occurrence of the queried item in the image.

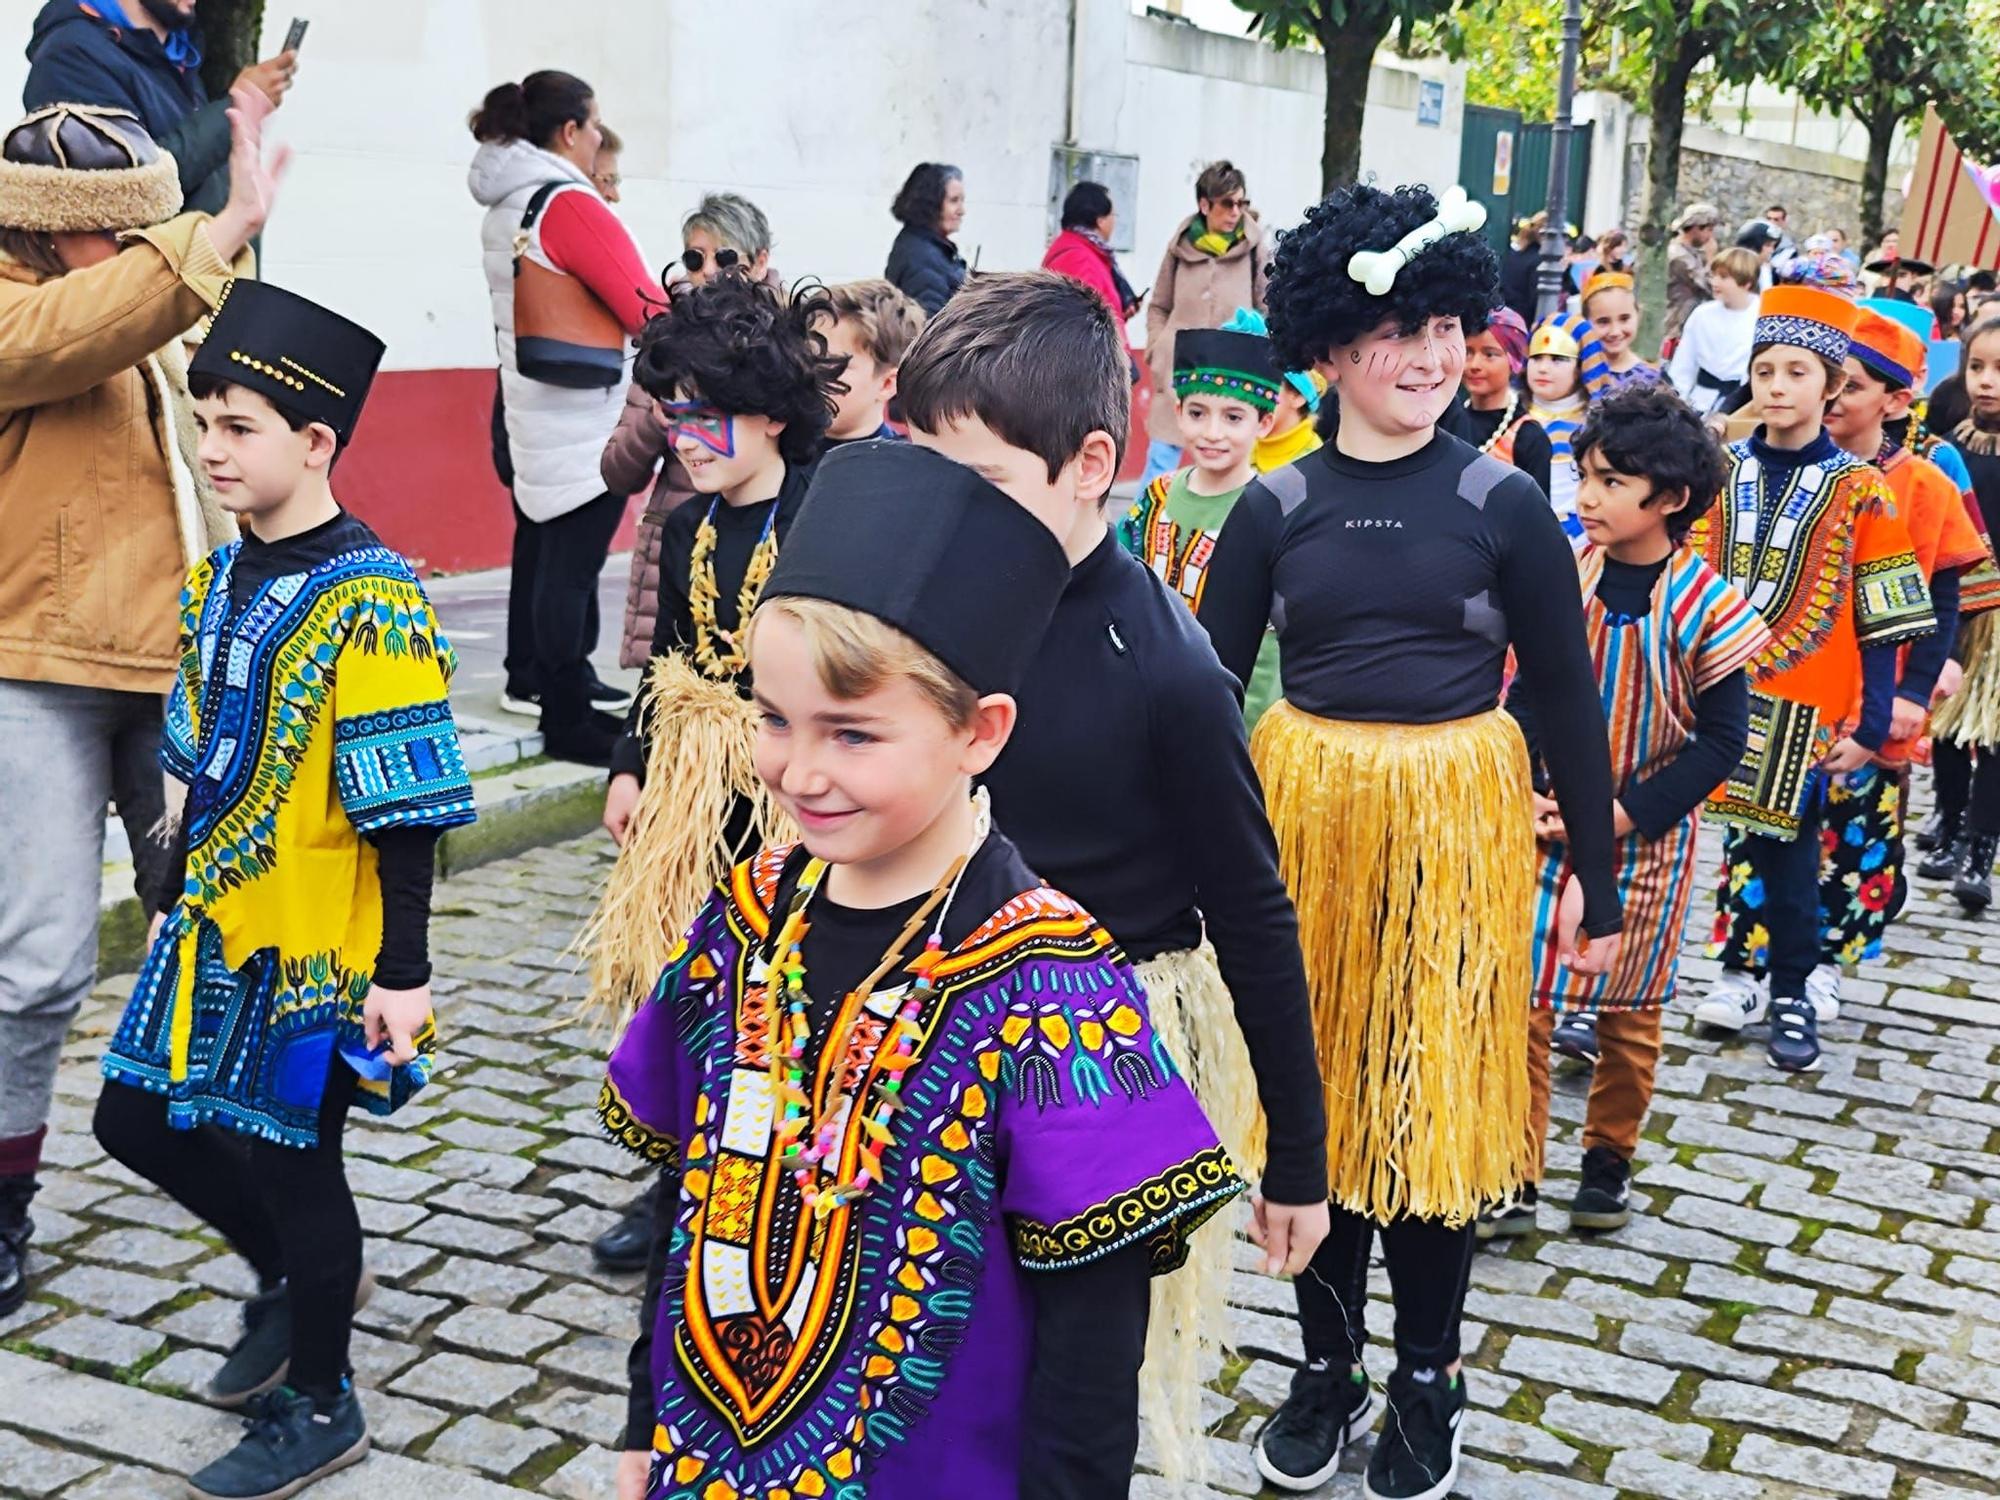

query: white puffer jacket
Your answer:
[471,138,635,522]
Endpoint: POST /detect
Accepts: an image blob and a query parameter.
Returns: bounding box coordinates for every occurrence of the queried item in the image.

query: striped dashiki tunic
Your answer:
[1531,545,1770,1012]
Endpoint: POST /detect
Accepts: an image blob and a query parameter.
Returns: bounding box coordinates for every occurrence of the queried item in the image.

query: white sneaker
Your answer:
[1693,969,1769,1032]
[1805,963,1842,1023]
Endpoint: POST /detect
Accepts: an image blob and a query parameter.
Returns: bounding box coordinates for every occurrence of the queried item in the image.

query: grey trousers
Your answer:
[0,678,167,1145]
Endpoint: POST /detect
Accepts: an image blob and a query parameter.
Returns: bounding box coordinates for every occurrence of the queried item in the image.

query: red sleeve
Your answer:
[539,190,656,336]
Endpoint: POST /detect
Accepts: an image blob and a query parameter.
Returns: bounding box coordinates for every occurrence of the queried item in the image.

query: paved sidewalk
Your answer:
[9,793,2000,1497]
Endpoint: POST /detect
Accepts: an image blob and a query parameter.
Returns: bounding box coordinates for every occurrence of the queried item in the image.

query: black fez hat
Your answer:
[1172,325,1283,410]
[190,279,386,443]
[763,442,1070,696]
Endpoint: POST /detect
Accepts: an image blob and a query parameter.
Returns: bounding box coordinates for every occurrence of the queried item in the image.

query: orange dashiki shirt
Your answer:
[1690,437,1933,837]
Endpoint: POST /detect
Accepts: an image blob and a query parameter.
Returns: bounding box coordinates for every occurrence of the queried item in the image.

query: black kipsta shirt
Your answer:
[1197,431,1624,937]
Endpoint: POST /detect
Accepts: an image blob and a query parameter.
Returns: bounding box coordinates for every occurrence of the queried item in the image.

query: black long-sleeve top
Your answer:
[156,511,440,987]
[980,530,1329,1206]
[609,462,815,781]
[1513,555,1753,841]
[621,835,1153,1492]
[1199,433,1624,937]
[1901,566,1963,705]
[1462,402,1554,501]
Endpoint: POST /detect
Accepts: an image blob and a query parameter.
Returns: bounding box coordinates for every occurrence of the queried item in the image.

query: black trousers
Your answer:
[93,1067,361,1398]
[1933,738,2000,836]
[1716,787,1827,1002]
[517,491,623,729]
[1293,1204,1477,1371]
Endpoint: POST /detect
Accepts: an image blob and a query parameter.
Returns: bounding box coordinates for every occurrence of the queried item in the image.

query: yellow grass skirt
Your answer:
[1134,943,1261,1480]
[577,654,791,1021]
[1251,702,1536,1227]
[1932,609,2000,749]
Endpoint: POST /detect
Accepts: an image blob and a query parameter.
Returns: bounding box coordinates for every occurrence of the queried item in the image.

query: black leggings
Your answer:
[1293,1204,1477,1371]
[1933,739,2000,836]
[93,1068,361,1397]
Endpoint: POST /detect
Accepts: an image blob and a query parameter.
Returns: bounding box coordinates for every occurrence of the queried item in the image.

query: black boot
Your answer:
[1914,807,1955,852]
[1955,833,1998,914]
[0,1175,36,1319]
[1918,819,1966,880]
[592,1181,657,1272]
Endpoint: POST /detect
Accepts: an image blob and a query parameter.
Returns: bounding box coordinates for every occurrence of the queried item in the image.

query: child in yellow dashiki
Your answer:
[1123,312,1286,724]
[95,282,474,1500]
[604,444,1242,1499]
[1488,386,1767,1241]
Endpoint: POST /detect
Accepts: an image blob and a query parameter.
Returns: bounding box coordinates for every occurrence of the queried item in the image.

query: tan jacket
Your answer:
[1143,214,1270,443]
[0,215,246,694]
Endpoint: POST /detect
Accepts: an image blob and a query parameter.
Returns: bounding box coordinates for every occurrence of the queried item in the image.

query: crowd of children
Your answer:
[11,90,2000,1500]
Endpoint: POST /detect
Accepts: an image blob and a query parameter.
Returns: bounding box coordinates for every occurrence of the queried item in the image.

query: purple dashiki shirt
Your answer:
[599,833,1242,1499]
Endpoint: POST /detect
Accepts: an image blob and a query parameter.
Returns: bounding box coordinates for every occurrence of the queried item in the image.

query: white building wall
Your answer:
[0,0,1461,370]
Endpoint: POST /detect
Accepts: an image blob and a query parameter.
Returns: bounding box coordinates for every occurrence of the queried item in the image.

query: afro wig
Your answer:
[1266,182,1502,372]
[634,277,847,467]
[1570,381,1728,543]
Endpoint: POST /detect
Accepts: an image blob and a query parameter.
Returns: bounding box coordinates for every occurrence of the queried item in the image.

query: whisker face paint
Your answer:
[661,401,737,457]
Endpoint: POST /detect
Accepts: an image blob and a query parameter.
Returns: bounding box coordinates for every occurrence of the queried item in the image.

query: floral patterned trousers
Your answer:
[1708,768,1902,984]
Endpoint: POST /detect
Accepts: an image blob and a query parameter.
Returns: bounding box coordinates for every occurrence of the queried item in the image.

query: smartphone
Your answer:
[283,17,309,52]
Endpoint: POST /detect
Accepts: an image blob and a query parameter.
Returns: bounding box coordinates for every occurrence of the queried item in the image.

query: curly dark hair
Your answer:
[634,277,846,466]
[1570,382,1727,542]
[1265,182,1501,371]
[891,163,962,231]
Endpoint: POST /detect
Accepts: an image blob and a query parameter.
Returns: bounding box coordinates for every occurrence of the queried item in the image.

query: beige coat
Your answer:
[1142,214,1271,443]
[0,214,246,694]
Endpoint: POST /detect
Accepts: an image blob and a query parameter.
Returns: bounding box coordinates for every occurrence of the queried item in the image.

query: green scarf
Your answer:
[1188,222,1244,258]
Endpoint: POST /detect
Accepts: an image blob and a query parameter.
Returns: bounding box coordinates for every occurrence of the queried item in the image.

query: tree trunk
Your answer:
[1860,104,1897,250]
[1636,32,1704,356]
[1317,17,1392,195]
[199,0,267,102]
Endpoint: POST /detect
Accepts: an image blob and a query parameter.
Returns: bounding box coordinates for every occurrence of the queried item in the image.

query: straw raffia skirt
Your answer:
[1133,942,1262,1480]
[1932,610,2000,748]
[576,654,791,1022]
[1251,702,1536,1228]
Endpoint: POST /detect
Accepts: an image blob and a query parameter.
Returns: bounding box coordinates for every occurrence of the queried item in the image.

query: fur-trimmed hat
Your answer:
[0,104,182,234]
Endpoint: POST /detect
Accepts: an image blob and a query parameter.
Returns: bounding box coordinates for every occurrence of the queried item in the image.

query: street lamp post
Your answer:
[1535,0,1584,323]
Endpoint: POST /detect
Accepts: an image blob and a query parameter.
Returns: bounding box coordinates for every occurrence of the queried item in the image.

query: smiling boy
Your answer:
[93,280,475,1500]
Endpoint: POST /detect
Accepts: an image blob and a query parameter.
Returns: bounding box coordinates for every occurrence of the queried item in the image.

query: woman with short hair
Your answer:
[1042,179,1139,321]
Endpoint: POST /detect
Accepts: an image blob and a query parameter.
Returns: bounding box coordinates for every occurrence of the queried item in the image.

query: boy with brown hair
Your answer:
[820,277,925,442]
[895,271,1328,1476]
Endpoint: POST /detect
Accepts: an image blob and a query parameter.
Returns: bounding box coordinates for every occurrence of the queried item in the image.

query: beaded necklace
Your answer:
[1473,388,1522,456]
[765,792,989,1218]
[688,496,780,679]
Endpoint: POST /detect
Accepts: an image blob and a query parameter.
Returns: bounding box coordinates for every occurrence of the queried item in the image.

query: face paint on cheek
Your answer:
[1364,346,1401,383]
[661,403,737,458]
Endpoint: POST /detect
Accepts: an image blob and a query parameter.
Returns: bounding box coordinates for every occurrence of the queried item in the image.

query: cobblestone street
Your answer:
[4,807,2000,1499]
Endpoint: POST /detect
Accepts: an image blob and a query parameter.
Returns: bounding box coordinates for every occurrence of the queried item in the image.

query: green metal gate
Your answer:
[1516,121,1596,236]
[1459,104,1522,256]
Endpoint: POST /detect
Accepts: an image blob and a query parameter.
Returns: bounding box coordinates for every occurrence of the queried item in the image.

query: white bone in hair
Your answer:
[1346,187,1488,298]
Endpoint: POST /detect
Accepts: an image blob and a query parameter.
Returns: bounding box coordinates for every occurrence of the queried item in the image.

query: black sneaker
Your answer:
[1914,808,1956,852]
[1767,997,1821,1073]
[1365,1366,1467,1500]
[583,668,635,715]
[0,1175,35,1319]
[186,1386,368,1500]
[1475,1182,1537,1242]
[1551,1009,1600,1064]
[499,685,540,718]
[1254,1362,1378,1491]
[209,1271,378,1409]
[541,709,624,768]
[591,1196,654,1273]
[1954,832,1997,914]
[1571,1146,1631,1231]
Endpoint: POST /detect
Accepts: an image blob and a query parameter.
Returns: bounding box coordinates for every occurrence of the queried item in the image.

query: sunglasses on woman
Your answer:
[681,245,741,274]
